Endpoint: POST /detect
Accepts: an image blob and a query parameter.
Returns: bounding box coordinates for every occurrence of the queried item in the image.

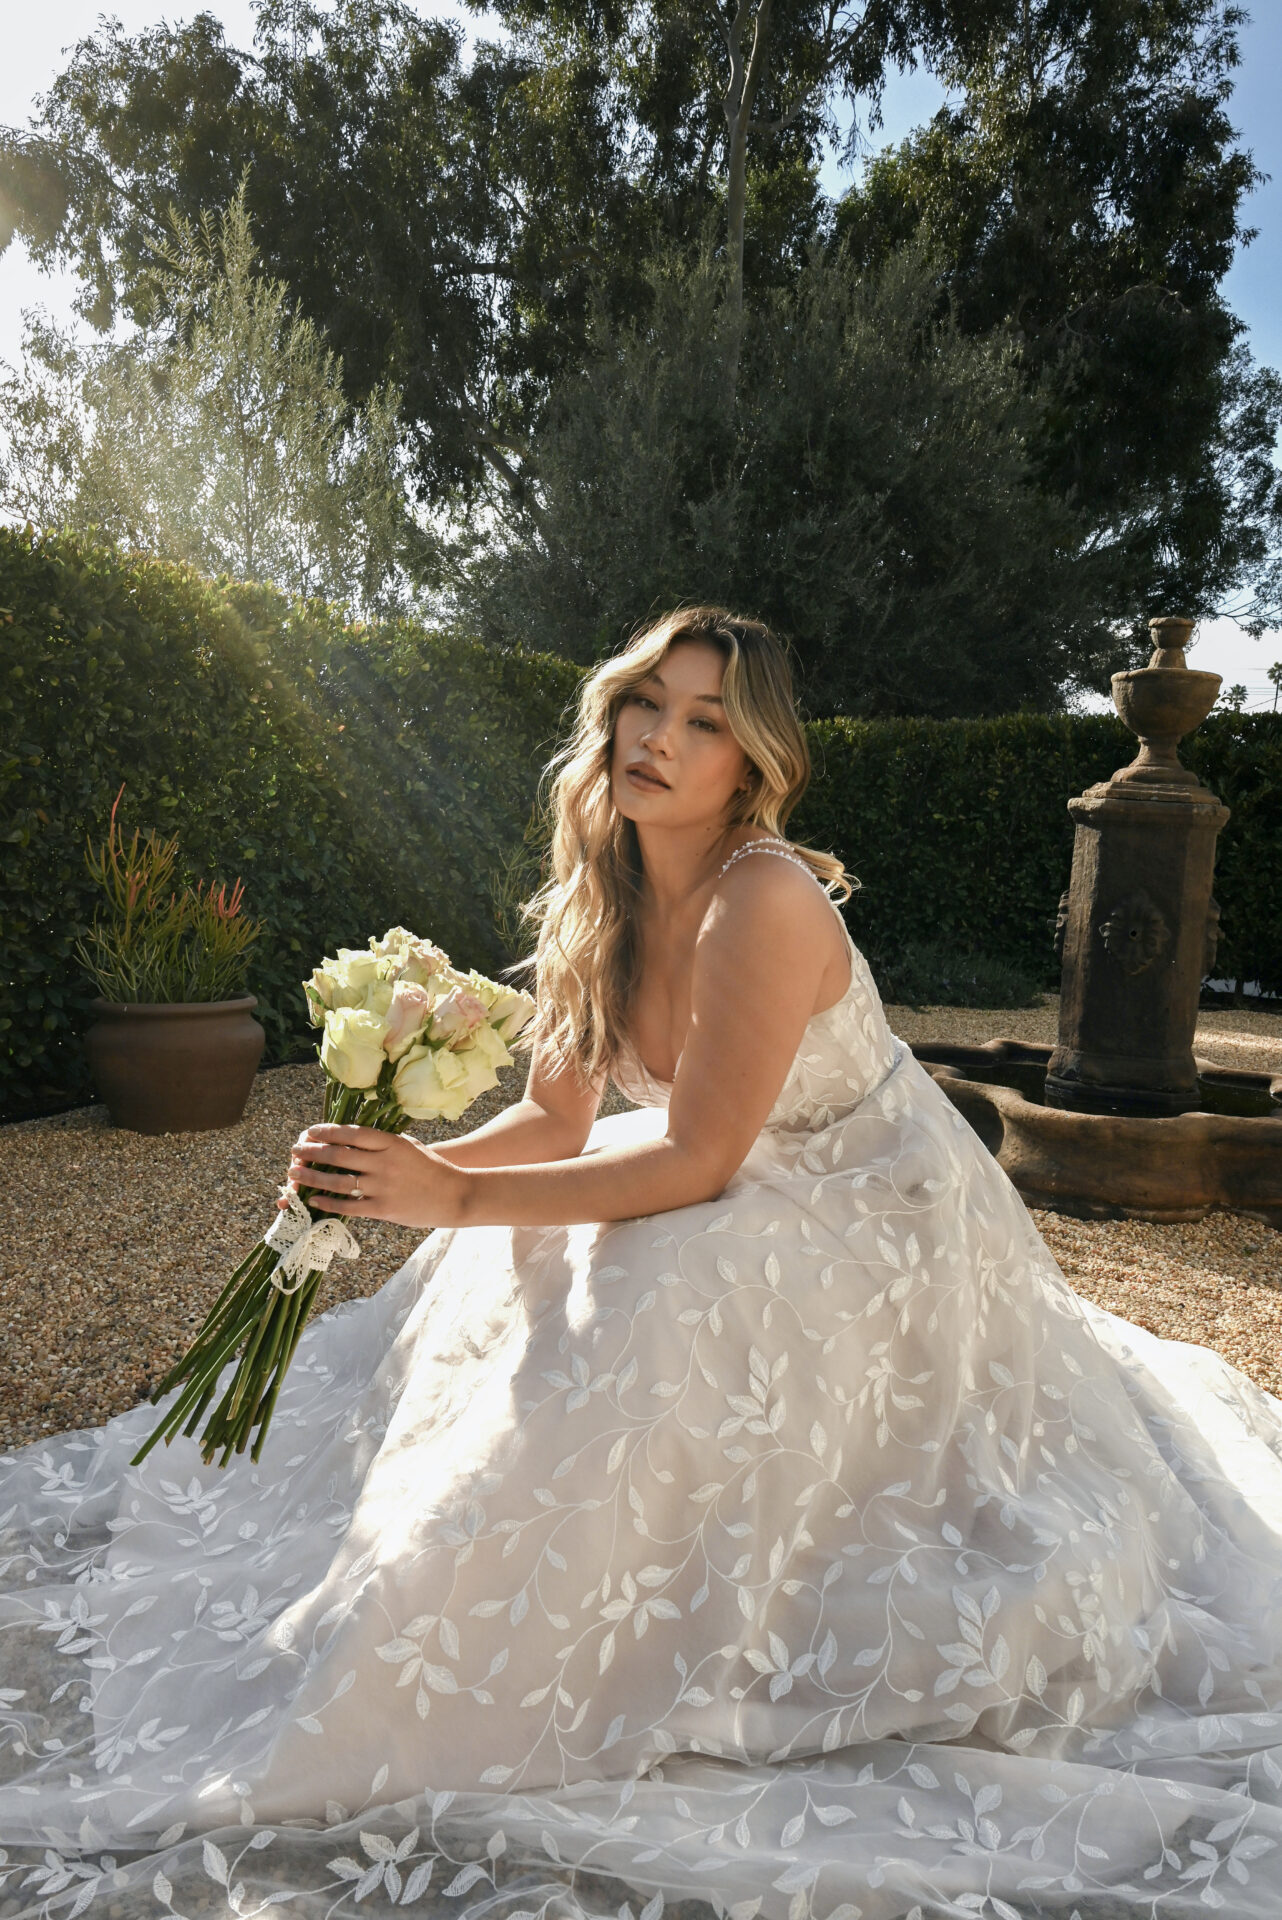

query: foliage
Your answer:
[486,0,1009,336]
[445,232,1115,717]
[75,786,264,1004]
[875,942,1044,1009]
[0,185,415,615]
[0,1,664,510]
[834,0,1282,636]
[791,707,1282,996]
[0,0,1042,508]
[0,525,580,1123]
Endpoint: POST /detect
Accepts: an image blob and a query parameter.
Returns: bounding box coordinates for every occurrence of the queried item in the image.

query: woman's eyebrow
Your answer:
[643,671,724,706]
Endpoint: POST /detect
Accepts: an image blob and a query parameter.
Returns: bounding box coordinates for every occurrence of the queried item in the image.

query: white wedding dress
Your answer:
[3,842,1282,1920]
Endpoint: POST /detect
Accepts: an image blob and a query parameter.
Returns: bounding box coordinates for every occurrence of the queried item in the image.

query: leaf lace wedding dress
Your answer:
[3,842,1282,1920]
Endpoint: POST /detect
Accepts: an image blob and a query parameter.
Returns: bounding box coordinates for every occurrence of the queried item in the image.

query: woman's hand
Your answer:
[280,1124,471,1231]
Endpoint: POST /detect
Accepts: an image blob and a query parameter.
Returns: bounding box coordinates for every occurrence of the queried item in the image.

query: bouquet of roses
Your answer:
[130,926,536,1470]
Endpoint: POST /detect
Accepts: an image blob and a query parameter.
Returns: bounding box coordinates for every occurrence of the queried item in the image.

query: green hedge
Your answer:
[792,710,1282,995]
[0,528,581,1123]
[3,527,1278,1125]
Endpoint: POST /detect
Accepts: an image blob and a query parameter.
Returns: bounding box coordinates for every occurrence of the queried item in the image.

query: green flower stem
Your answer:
[242,1273,324,1462]
[217,1271,316,1465]
[245,1274,315,1415]
[178,1375,223,1441]
[132,1062,412,1471]
[153,1265,276,1415]
[220,1281,289,1428]
[218,1291,298,1453]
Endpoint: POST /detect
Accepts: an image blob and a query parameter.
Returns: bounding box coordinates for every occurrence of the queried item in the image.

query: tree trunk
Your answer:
[721,0,776,389]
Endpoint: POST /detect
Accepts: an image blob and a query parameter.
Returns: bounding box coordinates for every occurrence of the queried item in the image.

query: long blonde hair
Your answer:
[509,605,854,1088]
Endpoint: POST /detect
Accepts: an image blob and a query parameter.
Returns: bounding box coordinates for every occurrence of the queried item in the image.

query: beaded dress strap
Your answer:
[717,839,821,882]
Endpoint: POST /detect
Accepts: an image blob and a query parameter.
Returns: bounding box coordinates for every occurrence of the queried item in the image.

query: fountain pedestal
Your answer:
[910,616,1280,1223]
[1044,617,1229,1117]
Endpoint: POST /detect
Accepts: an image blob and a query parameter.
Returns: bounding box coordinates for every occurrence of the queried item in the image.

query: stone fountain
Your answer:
[910,618,1282,1225]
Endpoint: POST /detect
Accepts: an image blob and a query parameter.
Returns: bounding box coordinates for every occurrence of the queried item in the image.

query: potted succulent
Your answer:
[77,786,267,1133]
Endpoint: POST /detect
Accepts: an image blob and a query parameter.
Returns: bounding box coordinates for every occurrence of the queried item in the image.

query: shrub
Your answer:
[791,710,1282,999]
[446,238,1119,720]
[875,943,1045,1010]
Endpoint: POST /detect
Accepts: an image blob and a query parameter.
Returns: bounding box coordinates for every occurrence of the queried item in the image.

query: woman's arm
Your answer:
[293,859,836,1230]
[427,1096,592,1171]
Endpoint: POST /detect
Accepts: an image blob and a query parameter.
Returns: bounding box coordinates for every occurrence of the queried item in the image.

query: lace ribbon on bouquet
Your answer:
[263,1184,361,1293]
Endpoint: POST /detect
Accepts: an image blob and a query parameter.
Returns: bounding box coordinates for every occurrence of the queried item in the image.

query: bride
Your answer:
[2,606,1281,1920]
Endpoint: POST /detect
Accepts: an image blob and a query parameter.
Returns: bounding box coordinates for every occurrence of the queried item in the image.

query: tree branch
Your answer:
[748,99,807,136]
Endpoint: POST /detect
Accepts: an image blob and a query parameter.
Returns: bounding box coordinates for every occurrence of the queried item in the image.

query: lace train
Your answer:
[3,879,1281,1917]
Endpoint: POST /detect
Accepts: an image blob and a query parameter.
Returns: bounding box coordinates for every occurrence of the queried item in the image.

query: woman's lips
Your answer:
[626,766,669,791]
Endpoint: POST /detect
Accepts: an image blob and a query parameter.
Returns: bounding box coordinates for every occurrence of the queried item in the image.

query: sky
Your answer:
[2,1,1279,708]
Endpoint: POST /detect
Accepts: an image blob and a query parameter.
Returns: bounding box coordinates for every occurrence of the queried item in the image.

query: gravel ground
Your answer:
[2,996,1279,1451]
[888,992,1282,1076]
[0,1060,638,1451]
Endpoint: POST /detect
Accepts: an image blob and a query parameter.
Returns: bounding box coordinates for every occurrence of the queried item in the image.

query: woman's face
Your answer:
[610,640,755,830]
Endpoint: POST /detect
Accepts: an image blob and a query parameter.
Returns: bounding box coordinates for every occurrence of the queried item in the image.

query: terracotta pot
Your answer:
[84,996,266,1134]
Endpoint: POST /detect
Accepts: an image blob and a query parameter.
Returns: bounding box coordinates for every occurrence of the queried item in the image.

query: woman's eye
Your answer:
[694,718,717,732]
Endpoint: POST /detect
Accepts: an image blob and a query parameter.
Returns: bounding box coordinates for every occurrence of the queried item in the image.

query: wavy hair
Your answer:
[508,605,855,1088]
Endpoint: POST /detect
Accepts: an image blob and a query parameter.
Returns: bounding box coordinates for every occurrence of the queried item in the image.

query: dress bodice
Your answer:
[611,838,900,1132]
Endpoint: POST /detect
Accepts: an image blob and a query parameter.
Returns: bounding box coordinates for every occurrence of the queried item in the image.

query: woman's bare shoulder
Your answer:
[711,841,830,912]
[701,843,834,949]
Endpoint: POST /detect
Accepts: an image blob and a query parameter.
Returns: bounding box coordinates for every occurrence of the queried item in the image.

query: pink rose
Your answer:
[395,939,449,988]
[383,981,433,1060]
[429,985,490,1046]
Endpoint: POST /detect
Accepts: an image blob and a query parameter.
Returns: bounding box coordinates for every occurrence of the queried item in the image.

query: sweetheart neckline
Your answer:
[626,905,858,1088]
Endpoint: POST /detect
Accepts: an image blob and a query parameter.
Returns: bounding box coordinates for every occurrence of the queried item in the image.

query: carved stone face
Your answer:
[1098,891,1171,976]
[1052,888,1071,963]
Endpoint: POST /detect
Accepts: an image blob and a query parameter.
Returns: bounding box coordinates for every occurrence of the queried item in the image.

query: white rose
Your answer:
[369,926,417,958]
[360,978,396,1019]
[396,940,451,989]
[328,949,386,1008]
[449,1042,503,1106]
[489,985,537,1045]
[321,1006,389,1089]
[465,1022,513,1072]
[393,1040,472,1121]
[303,967,334,1027]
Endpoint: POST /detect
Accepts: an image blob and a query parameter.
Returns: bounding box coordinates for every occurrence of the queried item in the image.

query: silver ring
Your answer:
[350,1181,363,1201]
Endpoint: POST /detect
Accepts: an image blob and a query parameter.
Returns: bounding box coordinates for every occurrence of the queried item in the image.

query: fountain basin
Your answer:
[911,1040,1282,1226]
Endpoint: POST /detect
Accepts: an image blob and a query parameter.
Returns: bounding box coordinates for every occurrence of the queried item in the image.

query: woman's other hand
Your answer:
[281,1123,470,1230]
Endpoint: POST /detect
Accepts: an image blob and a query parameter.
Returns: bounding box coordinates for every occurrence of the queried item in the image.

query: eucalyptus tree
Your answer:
[834,0,1282,633]
[481,0,1011,374]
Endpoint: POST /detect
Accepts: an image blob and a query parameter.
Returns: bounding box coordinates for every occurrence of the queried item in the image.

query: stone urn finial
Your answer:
[1110,616,1222,790]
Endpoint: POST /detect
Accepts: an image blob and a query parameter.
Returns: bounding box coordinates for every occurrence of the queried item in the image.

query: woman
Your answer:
[2,607,1280,1919]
